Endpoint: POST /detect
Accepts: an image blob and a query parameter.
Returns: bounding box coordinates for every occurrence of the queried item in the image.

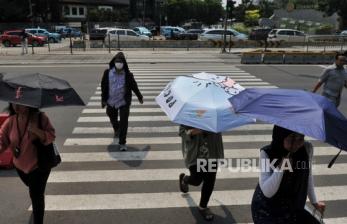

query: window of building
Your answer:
[64,6,70,16]
[72,7,77,15]
[79,7,84,15]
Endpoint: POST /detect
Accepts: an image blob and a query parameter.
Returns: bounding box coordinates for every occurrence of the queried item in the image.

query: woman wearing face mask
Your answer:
[101,52,143,151]
[251,125,325,224]
[0,103,55,224]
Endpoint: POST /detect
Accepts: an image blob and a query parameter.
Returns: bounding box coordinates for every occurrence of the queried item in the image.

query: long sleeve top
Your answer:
[259,142,317,204]
[0,113,55,173]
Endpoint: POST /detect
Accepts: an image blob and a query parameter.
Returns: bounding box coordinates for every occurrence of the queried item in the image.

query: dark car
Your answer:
[89,29,107,41]
[0,30,47,47]
[186,29,204,34]
[249,28,272,41]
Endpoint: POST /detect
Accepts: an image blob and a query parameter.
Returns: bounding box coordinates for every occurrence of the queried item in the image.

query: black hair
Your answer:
[5,103,40,116]
[335,52,345,60]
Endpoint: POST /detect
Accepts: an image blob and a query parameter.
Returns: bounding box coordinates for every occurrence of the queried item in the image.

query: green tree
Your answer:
[0,0,29,22]
[87,8,129,22]
[318,0,347,30]
[166,0,223,25]
[245,9,260,26]
[258,0,275,18]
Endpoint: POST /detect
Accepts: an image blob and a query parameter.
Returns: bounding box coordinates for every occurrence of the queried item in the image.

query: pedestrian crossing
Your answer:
[41,65,347,224]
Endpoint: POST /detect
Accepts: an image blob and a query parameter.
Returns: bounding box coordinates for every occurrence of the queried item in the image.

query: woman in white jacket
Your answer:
[251,125,325,224]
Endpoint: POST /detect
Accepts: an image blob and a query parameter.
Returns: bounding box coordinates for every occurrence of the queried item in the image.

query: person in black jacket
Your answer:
[101,52,143,151]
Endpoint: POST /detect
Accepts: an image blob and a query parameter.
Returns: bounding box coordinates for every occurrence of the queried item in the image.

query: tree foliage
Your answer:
[317,0,347,30]
[87,8,129,22]
[0,0,29,22]
[165,0,223,25]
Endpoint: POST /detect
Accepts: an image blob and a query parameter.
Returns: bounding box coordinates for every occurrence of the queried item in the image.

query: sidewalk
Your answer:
[0,49,243,65]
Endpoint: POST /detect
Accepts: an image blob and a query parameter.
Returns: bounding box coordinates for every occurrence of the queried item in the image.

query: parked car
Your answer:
[89,28,108,41]
[106,28,150,41]
[199,29,248,41]
[133,27,152,37]
[186,29,204,34]
[25,28,61,43]
[0,30,47,47]
[249,28,272,40]
[58,27,82,38]
[267,29,306,42]
[340,30,347,36]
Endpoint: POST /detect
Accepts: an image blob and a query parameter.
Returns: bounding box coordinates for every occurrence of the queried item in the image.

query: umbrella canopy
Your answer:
[229,88,347,151]
[155,72,255,133]
[0,73,85,108]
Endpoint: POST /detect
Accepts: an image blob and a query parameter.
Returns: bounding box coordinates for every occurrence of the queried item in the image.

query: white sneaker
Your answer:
[119,144,127,151]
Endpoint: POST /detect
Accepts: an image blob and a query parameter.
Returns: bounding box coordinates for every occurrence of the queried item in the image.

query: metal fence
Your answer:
[2,34,347,55]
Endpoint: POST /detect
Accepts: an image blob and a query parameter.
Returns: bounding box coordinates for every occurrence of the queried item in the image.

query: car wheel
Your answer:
[32,40,39,47]
[49,37,54,43]
[3,40,11,47]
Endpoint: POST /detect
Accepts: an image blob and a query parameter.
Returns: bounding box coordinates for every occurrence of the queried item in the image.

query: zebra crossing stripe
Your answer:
[73,124,273,132]
[95,86,278,90]
[87,101,160,106]
[78,116,168,122]
[132,75,256,78]
[134,78,263,82]
[60,147,342,162]
[82,108,163,113]
[135,82,271,86]
[32,185,347,210]
[64,135,316,146]
[47,165,347,183]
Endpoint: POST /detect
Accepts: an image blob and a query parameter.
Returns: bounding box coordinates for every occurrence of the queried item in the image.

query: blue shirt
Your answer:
[107,68,126,108]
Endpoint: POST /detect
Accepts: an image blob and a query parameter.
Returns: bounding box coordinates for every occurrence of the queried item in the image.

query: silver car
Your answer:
[200,29,248,41]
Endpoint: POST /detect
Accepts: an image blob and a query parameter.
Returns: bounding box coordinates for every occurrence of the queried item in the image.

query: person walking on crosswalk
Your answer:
[251,125,325,224]
[0,103,56,224]
[101,52,143,151]
[312,52,347,107]
[178,125,224,221]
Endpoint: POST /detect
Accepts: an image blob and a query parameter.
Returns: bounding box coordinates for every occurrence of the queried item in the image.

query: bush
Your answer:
[232,23,251,35]
[314,24,334,35]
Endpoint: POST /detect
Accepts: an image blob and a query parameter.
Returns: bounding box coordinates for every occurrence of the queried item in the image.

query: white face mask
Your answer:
[115,62,124,70]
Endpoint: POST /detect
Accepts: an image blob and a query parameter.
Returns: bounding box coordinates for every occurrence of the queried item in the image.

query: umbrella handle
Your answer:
[328,150,342,168]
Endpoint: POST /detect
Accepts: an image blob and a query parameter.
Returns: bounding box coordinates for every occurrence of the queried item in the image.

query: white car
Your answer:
[105,29,150,41]
[267,29,306,42]
[199,29,248,41]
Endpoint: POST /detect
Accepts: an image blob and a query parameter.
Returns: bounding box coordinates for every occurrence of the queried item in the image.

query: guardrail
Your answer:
[1,34,347,55]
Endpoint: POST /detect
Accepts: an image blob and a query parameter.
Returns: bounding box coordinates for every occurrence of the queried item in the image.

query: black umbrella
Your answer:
[0,73,85,108]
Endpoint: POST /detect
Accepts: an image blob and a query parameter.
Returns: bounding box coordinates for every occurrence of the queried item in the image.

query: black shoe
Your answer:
[179,173,189,193]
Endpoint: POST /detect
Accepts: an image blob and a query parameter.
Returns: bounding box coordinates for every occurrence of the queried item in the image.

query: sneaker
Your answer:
[119,144,127,151]
[179,173,189,193]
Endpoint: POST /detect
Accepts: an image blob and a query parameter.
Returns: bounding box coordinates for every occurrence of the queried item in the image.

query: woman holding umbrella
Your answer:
[251,125,325,224]
[101,52,143,151]
[178,125,224,221]
[0,103,55,224]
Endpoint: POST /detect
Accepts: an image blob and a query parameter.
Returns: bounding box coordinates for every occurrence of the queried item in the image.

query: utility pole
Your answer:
[28,0,34,27]
[142,0,146,26]
[222,0,235,53]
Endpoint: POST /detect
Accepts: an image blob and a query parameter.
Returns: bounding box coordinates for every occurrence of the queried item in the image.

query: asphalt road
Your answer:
[0,62,346,224]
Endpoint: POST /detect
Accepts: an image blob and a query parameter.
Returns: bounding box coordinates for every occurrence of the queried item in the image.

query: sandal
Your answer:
[179,173,189,193]
[198,207,214,221]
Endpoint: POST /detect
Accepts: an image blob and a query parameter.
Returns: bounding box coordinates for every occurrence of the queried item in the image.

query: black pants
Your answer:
[184,165,217,208]
[16,168,51,224]
[106,105,130,145]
